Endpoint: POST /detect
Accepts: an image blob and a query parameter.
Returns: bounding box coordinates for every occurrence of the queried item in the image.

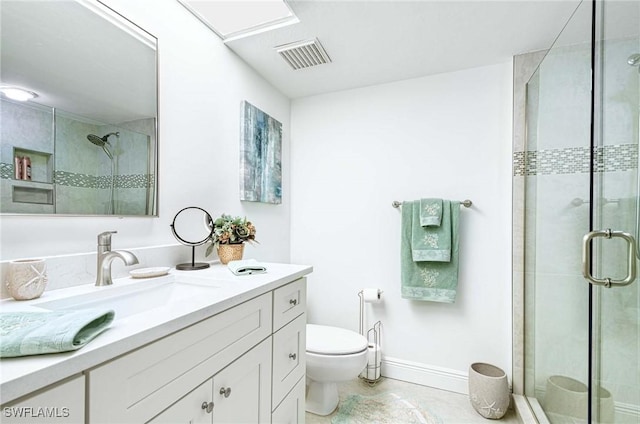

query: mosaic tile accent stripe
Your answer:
[56,172,153,189]
[54,170,99,188]
[114,174,154,189]
[0,165,152,189]
[513,144,638,176]
[0,163,13,180]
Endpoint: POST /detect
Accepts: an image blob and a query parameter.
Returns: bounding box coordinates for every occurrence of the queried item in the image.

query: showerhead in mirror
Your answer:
[86,132,119,159]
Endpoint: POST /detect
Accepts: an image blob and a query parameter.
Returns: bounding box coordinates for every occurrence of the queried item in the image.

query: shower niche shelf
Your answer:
[13,147,53,184]
[12,182,54,205]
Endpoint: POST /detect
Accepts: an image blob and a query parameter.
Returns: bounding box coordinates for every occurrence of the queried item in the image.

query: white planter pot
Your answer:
[468,362,509,419]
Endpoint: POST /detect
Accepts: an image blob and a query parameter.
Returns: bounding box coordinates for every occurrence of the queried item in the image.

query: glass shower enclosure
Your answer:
[524,0,639,422]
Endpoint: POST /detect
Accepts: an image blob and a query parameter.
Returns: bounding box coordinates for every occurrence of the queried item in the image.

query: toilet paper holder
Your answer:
[358,290,382,385]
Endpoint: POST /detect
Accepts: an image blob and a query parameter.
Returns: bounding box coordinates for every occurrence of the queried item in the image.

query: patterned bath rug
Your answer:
[331,392,443,424]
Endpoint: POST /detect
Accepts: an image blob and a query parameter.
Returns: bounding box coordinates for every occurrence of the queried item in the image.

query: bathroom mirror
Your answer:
[170,207,215,270]
[0,0,158,216]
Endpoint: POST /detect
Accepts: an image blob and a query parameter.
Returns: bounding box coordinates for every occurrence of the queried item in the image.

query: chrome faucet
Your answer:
[96,231,139,286]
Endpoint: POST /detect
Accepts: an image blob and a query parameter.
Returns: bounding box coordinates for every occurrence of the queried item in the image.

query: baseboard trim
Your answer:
[381,356,468,395]
[616,401,640,420]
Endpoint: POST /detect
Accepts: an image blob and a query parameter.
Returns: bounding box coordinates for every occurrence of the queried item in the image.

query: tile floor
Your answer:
[305,377,521,424]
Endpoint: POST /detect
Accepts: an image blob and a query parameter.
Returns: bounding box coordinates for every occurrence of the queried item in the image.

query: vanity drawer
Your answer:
[272,313,306,410]
[272,376,305,424]
[88,292,272,424]
[273,277,306,331]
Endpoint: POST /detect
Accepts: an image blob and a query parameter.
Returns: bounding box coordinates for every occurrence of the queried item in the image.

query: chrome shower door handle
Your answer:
[582,229,637,287]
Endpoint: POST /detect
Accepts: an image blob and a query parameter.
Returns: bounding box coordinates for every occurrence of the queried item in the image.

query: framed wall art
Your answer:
[239,101,282,204]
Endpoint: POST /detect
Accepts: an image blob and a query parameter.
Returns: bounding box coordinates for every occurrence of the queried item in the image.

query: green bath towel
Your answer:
[401,200,460,303]
[411,200,452,262]
[0,309,114,358]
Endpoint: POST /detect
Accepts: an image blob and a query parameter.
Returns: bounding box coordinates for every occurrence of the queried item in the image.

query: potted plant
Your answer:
[205,214,257,264]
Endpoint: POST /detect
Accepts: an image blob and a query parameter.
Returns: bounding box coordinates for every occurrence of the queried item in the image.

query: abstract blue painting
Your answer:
[240,101,282,204]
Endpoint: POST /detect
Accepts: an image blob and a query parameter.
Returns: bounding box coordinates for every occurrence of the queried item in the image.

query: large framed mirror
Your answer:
[0,0,158,216]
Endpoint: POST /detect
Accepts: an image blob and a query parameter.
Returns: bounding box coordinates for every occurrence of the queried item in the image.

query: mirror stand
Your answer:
[177,246,210,271]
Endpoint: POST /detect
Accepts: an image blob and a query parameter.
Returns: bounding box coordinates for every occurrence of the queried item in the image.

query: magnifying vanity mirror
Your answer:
[0,0,158,216]
[170,207,214,270]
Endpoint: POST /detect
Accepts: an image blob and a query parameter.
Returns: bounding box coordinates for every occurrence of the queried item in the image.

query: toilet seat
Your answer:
[307,324,368,355]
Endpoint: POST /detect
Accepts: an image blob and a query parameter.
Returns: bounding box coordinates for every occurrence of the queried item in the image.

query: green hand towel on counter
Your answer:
[0,309,114,358]
[401,200,460,303]
[411,200,452,262]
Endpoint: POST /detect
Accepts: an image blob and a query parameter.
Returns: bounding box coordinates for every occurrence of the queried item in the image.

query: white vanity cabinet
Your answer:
[88,292,273,423]
[87,277,308,424]
[0,375,84,424]
[271,278,307,423]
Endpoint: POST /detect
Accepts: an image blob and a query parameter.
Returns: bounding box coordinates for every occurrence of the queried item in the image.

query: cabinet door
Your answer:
[272,313,306,409]
[212,338,272,424]
[271,377,305,424]
[0,375,84,424]
[148,380,212,424]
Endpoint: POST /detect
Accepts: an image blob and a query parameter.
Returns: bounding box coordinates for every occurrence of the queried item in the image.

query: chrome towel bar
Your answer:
[392,199,472,208]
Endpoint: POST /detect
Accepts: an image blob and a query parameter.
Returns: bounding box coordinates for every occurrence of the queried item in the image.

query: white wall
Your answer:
[0,0,290,264]
[290,62,513,392]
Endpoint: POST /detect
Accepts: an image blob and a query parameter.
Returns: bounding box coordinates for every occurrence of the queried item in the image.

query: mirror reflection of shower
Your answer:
[86,132,119,214]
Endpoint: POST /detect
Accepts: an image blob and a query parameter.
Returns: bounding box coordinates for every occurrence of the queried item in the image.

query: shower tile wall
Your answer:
[55,114,107,214]
[55,114,152,215]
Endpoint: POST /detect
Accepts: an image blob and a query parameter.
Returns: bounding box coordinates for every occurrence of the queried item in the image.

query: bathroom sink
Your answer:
[35,280,220,319]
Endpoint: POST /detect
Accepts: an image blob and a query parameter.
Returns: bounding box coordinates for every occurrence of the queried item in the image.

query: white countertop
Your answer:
[0,262,312,404]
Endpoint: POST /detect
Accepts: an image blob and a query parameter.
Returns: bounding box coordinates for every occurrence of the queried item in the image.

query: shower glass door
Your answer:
[524,0,640,422]
[591,0,640,422]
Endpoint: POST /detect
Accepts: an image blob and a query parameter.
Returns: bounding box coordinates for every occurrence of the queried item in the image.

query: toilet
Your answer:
[305,324,369,415]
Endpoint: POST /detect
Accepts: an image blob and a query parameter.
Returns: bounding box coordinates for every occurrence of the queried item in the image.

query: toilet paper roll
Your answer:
[360,343,382,380]
[362,288,382,303]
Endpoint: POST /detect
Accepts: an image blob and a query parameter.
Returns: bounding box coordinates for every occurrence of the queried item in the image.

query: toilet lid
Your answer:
[306,324,368,355]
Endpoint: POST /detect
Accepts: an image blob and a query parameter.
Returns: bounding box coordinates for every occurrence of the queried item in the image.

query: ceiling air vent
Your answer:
[275,38,331,70]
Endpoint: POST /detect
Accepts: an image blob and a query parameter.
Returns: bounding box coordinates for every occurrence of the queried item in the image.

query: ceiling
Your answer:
[1,0,585,118]
[219,0,583,99]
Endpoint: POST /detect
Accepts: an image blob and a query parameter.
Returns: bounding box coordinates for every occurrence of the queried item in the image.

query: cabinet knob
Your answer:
[219,387,232,398]
[201,401,214,413]
[289,353,297,360]
[289,298,298,306]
